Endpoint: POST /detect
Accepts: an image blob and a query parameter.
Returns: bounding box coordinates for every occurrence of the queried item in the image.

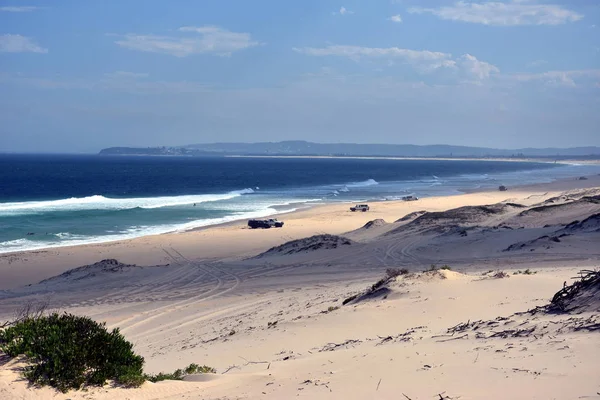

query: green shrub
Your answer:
[185,363,215,374]
[440,265,451,270]
[145,363,215,382]
[0,313,145,392]
[513,269,537,276]
[385,268,409,278]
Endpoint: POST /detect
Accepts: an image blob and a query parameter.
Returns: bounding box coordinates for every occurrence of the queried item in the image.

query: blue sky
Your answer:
[0,0,599,152]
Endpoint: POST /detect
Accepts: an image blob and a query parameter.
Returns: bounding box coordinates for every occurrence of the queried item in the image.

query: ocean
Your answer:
[1,154,599,254]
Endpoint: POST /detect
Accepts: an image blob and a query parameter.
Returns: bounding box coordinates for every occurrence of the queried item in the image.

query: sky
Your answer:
[0,0,599,153]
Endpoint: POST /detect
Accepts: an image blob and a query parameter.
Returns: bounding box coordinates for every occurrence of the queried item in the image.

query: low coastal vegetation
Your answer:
[425,264,451,272]
[145,363,216,383]
[385,267,409,278]
[513,269,537,275]
[0,305,214,392]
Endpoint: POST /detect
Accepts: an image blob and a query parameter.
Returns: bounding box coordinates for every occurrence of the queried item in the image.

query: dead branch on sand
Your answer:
[436,334,468,342]
[0,300,50,328]
[222,357,270,374]
[318,339,362,352]
[548,269,600,313]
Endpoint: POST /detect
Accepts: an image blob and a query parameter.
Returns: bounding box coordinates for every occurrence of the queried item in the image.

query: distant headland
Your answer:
[99,141,600,160]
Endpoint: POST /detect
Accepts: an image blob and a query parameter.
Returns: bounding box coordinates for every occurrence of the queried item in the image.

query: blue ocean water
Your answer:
[1,154,598,254]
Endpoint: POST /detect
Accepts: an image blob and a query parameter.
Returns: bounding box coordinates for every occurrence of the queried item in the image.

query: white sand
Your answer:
[1,175,599,399]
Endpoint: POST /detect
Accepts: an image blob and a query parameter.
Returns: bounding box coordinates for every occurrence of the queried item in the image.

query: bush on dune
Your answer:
[0,313,145,392]
[385,268,409,278]
[145,363,216,383]
[0,308,215,392]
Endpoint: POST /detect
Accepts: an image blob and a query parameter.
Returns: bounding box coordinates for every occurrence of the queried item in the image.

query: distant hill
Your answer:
[99,141,600,158]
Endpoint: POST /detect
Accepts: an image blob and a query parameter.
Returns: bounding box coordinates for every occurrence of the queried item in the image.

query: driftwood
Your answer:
[487,327,535,339]
[548,269,600,313]
[436,334,468,342]
[571,316,600,332]
[377,331,413,345]
[222,357,270,374]
[318,339,362,352]
[446,320,472,334]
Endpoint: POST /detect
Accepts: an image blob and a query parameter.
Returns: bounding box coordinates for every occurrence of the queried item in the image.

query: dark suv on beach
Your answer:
[402,195,419,201]
[248,218,285,229]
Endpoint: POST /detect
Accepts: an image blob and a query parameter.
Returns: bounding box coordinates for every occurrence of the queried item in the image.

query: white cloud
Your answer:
[0,6,39,12]
[336,6,354,15]
[115,26,260,57]
[408,1,583,26]
[389,14,403,23]
[293,45,500,81]
[526,59,547,68]
[512,69,600,87]
[459,54,500,81]
[104,71,150,79]
[293,45,456,72]
[0,34,47,53]
[0,71,208,94]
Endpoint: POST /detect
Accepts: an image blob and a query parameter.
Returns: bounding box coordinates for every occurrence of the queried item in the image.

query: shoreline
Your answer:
[1,172,599,399]
[1,173,600,290]
[1,166,599,399]
[2,169,600,258]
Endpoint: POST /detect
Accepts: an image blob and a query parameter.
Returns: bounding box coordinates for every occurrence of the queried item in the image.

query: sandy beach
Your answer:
[1,174,599,399]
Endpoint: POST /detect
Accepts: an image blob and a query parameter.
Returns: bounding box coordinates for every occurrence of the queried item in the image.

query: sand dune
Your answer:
[1,176,600,399]
[254,234,354,258]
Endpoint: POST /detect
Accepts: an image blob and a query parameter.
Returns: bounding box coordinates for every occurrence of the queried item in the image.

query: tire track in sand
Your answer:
[119,248,241,338]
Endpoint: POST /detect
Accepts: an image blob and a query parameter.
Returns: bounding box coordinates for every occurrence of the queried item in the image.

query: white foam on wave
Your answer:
[346,179,379,188]
[0,206,295,255]
[0,189,255,216]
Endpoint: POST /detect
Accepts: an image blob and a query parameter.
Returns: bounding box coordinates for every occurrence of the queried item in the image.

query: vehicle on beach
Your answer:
[402,195,419,201]
[248,218,285,229]
[350,204,370,212]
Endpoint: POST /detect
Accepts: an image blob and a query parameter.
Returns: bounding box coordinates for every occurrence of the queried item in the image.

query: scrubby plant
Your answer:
[0,311,215,392]
[145,363,216,382]
[440,265,451,271]
[186,363,215,374]
[385,268,409,278]
[492,271,510,279]
[513,269,537,275]
[0,313,145,392]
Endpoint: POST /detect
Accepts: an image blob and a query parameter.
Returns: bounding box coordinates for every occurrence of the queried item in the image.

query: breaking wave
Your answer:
[0,206,295,254]
[0,189,255,216]
[346,179,379,188]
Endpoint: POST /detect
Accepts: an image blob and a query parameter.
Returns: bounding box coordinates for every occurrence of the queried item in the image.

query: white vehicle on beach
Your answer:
[350,204,370,212]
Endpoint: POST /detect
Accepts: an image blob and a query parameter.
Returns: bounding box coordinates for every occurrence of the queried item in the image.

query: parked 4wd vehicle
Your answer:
[350,204,370,212]
[401,195,419,201]
[247,218,285,229]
